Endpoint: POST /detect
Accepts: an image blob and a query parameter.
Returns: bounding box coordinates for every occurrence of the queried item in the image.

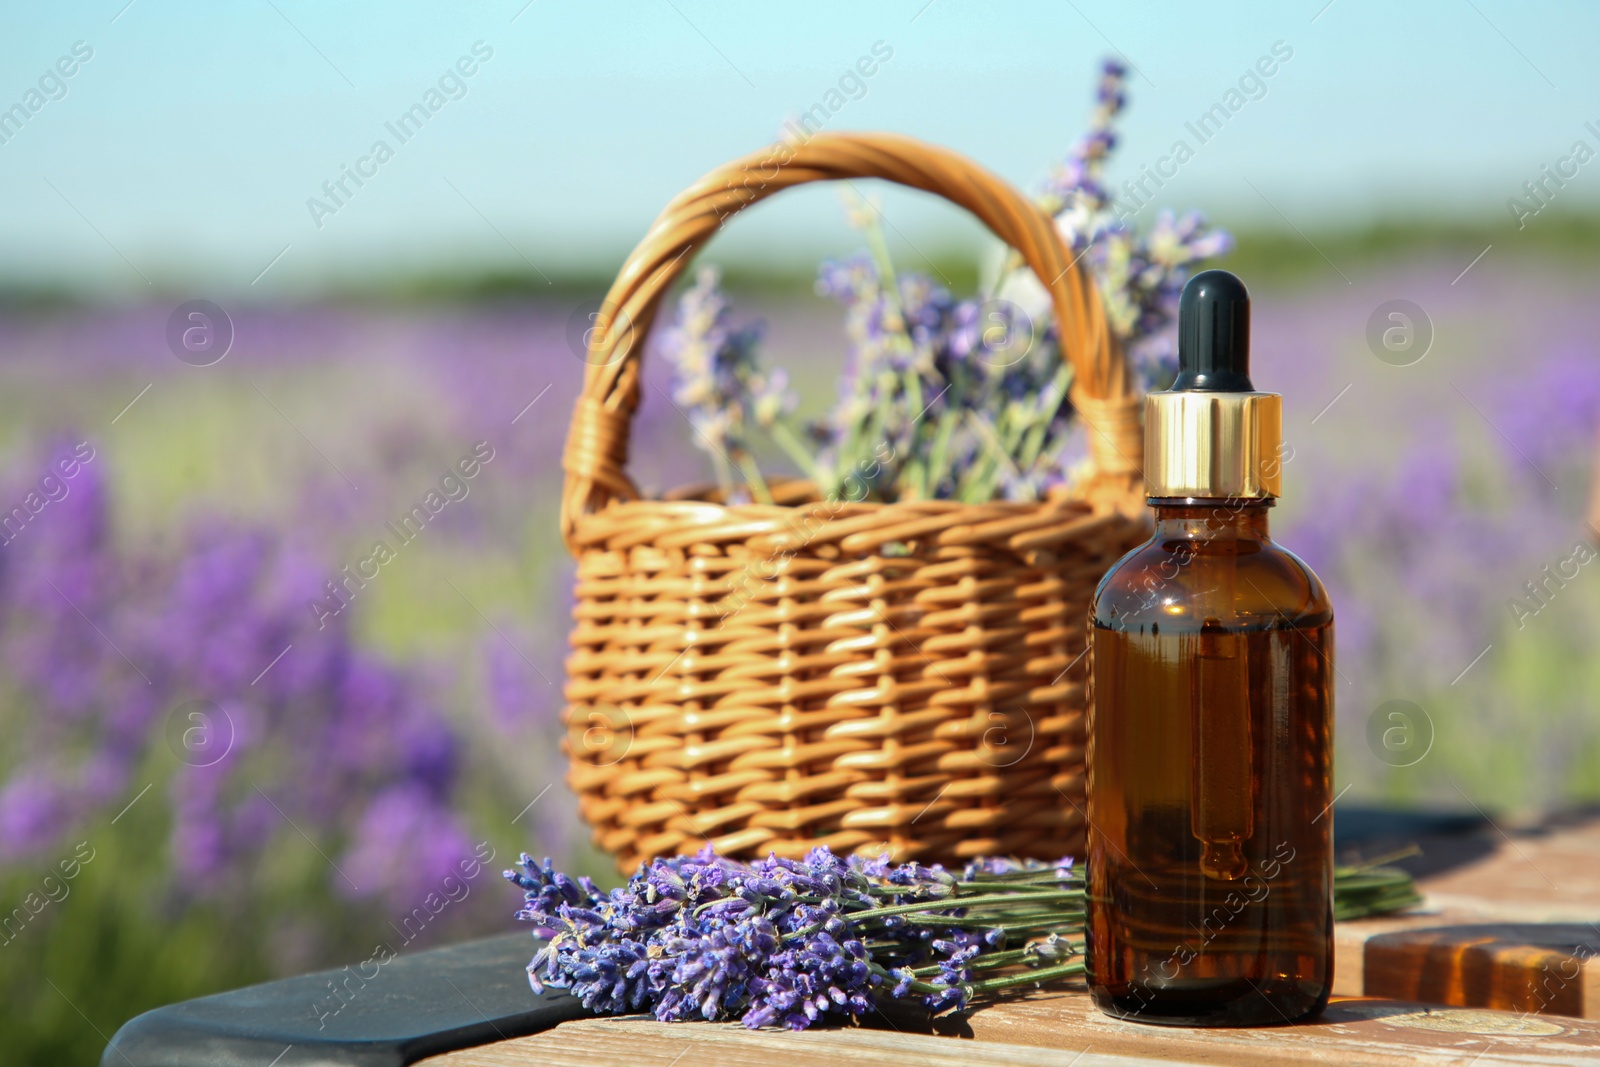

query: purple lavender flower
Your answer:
[1038,59,1127,219]
[1486,343,1600,475]
[505,846,1085,1030]
[658,266,792,502]
[813,254,1080,502]
[339,785,475,913]
[1029,61,1232,395]
[0,769,76,862]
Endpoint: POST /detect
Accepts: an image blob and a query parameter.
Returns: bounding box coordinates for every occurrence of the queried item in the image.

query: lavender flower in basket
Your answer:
[659,60,1232,505]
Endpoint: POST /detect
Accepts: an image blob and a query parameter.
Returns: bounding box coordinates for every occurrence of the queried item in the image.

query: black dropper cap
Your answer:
[1174,269,1254,392]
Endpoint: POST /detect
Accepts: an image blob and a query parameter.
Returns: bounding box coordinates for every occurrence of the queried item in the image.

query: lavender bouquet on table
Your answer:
[506,847,1083,1031]
[659,59,1231,506]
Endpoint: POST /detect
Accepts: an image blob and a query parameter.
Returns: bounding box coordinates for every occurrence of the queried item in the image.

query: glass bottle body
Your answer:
[1086,500,1333,1026]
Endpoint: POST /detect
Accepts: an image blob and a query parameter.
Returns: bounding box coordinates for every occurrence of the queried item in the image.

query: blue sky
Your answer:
[1,0,1597,295]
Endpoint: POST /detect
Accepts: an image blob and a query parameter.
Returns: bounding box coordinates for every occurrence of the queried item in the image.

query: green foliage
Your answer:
[2,812,275,1066]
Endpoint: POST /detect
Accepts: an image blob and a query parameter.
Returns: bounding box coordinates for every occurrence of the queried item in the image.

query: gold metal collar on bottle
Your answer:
[1143,391,1283,499]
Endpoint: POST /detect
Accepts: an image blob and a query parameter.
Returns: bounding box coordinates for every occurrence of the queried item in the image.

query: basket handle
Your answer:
[560,130,1142,545]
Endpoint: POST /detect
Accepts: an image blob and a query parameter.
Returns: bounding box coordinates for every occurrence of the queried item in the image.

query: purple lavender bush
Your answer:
[1272,292,1600,812]
[0,442,472,908]
[0,432,565,1064]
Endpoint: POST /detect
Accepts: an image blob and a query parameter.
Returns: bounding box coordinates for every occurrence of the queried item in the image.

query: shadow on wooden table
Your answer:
[1335,803,1494,878]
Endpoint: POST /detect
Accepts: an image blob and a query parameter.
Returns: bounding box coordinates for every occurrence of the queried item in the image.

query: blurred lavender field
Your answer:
[1,250,1598,1062]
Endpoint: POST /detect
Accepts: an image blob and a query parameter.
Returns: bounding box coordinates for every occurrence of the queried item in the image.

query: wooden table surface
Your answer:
[423,993,1600,1067]
[428,814,1600,1067]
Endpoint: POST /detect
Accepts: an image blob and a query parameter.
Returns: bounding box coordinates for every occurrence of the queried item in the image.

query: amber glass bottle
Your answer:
[1085,270,1334,1026]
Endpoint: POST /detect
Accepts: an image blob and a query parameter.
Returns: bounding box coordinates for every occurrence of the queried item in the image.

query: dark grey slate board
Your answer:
[101,934,582,1067]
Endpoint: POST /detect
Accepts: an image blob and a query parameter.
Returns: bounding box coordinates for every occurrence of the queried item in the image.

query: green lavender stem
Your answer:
[886,912,1085,933]
[709,450,736,501]
[1016,364,1072,474]
[923,408,959,499]
[786,890,1085,941]
[910,943,1080,976]
[770,420,826,485]
[734,453,774,505]
[968,961,1087,993]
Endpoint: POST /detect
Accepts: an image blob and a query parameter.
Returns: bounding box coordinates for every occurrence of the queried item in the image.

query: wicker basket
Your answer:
[559,131,1148,872]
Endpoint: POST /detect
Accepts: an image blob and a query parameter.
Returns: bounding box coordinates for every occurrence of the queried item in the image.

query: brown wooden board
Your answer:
[1336,813,1600,1017]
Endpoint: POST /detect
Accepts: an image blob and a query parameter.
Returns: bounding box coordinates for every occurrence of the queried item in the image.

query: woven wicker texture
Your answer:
[560,132,1148,871]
